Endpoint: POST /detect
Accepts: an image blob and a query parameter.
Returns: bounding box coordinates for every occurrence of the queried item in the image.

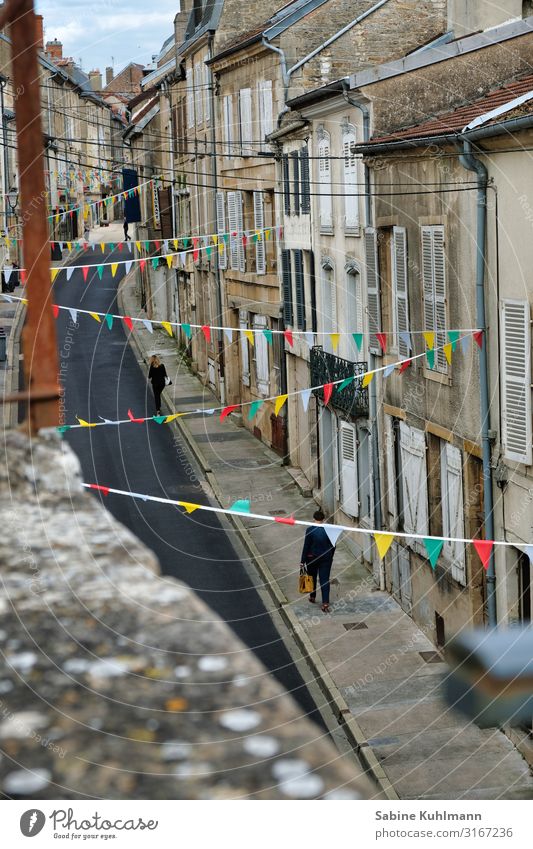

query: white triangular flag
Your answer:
[224,328,233,343]
[323,525,343,547]
[399,331,412,352]
[384,364,395,378]
[59,242,64,251]
[68,308,78,324]
[66,266,75,281]
[301,388,312,412]
[125,261,132,275]
[163,240,169,254]
[127,241,132,253]
[305,332,314,348]
[461,335,470,354]
[142,319,153,333]
[4,269,12,284]
[2,293,13,302]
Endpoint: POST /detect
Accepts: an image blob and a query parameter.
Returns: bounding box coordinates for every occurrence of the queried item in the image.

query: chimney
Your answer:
[105,66,114,86]
[45,39,63,61]
[174,0,193,47]
[34,14,44,50]
[89,70,102,92]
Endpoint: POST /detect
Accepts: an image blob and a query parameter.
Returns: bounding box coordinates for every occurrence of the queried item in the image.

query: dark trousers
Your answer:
[153,385,163,413]
[308,555,333,604]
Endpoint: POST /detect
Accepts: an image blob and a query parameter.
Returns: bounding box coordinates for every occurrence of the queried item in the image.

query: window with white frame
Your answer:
[223,95,233,155]
[239,310,250,386]
[441,442,466,585]
[339,420,359,518]
[399,423,428,550]
[239,88,252,155]
[215,191,227,270]
[365,227,381,351]
[318,128,332,230]
[227,191,245,272]
[258,80,273,139]
[194,62,203,124]
[204,63,211,124]
[342,122,358,231]
[253,191,266,274]
[392,226,410,357]
[501,299,532,464]
[345,263,363,352]
[253,314,270,395]
[321,258,336,353]
[186,67,194,128]
[421,225,447,373]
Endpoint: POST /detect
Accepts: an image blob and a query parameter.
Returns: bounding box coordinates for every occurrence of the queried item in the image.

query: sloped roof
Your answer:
[365,73,533,146]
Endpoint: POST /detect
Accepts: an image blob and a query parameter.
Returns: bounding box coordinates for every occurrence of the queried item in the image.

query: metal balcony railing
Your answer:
[310,347,369,417]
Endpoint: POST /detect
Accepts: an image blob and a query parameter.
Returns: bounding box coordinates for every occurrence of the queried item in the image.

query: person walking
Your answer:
[300,509,337,612]
[148,355,168,415]
[123,217,130,241]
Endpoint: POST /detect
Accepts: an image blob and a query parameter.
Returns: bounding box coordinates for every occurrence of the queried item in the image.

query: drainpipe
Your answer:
[261,38,290,127]
[342,85,383,587]
[459,139,497,628]
[208,35,225,404]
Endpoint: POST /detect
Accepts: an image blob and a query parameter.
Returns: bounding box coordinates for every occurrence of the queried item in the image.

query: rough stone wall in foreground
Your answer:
[0,431,374,800]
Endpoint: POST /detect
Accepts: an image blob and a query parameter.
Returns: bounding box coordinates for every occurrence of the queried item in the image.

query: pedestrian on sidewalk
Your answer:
[148,355,168,415]
[123,217,131,241]
[300,509,337,613]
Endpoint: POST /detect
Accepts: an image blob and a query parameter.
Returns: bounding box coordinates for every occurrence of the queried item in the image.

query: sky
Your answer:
[36,0,179,75]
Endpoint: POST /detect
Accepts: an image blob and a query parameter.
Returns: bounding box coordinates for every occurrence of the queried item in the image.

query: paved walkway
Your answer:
[119,272,533,800]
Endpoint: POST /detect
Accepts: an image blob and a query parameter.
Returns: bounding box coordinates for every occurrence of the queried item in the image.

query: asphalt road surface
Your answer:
[55,247,324,726]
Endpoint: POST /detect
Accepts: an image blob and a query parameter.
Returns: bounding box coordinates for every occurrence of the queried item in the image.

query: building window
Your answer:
[318,128,332,231]
[291,150,300,215]
[194,62,203,124]
[321,257,336,352]
[294,249,306,330]
[281,249,293,326]
[204,63,211,124]
[258,79,273,139]
[391,226,410,357]
[339,420,359,518]
[253,314,270,395]
[441,442,466,585]
[223,95,233,155]
[253,191,266,274]
[342,122,358,232]
[239,310,250,386]
[239,88,252,155]
[421,225,447,373]
[186,67,194,129]
[216,191,227,270]
[300,146,311,214]
[227,191,245,272]
[501,299,532,464]
[345,263,363,350]
[365,227,381,350]
[399,423,428,553]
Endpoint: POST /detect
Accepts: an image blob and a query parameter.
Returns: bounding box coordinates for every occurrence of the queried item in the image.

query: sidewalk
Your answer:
[120,274,533,801]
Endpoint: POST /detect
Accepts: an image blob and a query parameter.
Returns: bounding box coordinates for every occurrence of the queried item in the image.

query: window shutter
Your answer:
[501,299,532,464]
[239,88,252,154]
[259,80,273,138]
[385,416,398,529]
[422,225,447,373]
[216,191,227,270]
[291,150,300,215]
[339,421,359,517]
[236,190,245,272]
[194,62,203,124]
[392,227,409,356]
[204,64,211,124]
[330,269,337,333]
[186,67,194,128]
[365,227,381,350]
[254,315,269,395]
[399,423,428,541]
[282,155,291,216]
[343,127,358,230]
[300,146,311,214]
[293,249,306,330]
[318,134,332,229]
[281,249,293,326]
[227,191,239,270]
[239,310,250,386]
[441,443,466,585]
[253,191,266,274]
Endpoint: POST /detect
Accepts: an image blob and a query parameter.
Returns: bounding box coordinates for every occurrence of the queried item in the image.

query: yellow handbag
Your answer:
[299,566,314,594]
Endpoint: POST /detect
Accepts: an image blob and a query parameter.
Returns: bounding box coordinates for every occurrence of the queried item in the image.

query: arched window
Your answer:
[342,122,358,232]
[317,128,332,231]
[321,256,336,352]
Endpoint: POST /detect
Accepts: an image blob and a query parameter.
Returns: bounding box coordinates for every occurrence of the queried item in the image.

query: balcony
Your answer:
[310,347,369,417]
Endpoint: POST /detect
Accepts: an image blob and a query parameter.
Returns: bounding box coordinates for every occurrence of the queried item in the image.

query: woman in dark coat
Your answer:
[148,355,168,415]
[300,509,337,612]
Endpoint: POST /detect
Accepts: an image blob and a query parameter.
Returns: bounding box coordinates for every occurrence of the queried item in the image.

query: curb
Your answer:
[118,275,398,799]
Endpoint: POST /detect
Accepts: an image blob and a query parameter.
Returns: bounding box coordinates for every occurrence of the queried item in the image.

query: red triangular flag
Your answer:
[323,382,333,405]
[376,333,387,353]
[89,484,109,496]
[473,330,484,349]
[201,325,211,342]
[20,269,26,285]
[284,330,294,347]
[123,316,133,332]
[52,304,59,319]
[275,516,295,525]
[242,234,248,248]
[193,237,199,262]
[82,266,89,282]
[118,243,123,251]
[473,539,493,570]
[127,409,145,423]
[399,358,412,374]
[140,259,146,272]
[220,404,239,422]
[155,240,161,251]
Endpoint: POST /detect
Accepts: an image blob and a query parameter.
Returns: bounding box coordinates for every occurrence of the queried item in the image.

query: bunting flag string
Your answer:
[43,177,158,223]
[56,333,474,432]
[81,482,503,568]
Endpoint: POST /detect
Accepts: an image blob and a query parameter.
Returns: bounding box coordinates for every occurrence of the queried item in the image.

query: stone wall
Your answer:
[0,431,374,800]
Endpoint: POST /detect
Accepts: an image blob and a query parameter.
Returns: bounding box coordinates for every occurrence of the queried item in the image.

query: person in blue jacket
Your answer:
[300,509,336,612]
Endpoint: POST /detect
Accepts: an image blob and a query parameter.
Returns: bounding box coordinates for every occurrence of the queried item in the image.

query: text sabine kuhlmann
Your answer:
[375,812,482,821]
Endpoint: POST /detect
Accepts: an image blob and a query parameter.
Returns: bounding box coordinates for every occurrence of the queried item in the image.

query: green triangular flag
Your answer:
[206,245,212,259]
[182,323,192,339]
[424,538,444,570]
[339,376,355,392]
[263,328,273,345]
[97,265,104,279]
[183,237,190,248]
[426,348,435,369]
[144,241,150,251]
[152,415,166,424]
[109,243,115,251]
[56,425,71,433]
[223,233,229,245]
[353,333,363,351]
[229,499,251,513]
[105,314,113,330]
[151,258,158,269]
[248,400,264,420]
[448,330,460,352]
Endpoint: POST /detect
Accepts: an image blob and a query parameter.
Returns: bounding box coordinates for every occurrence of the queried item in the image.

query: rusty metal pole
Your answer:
[5,0,60,431]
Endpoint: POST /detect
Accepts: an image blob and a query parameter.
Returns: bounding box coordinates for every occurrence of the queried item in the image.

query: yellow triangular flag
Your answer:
[212,235,218,246]
[111,263,118,277]
[55,214,60,224]
[89,312,101,322]
[218,242,224,255]
[423,331,435,350]
[443,343,452,365]
[173,239,178,250]
[375,532,395,560]
[179,501,200,514]
[135,241,141,251]
[244,329,254,346]
[274,394,288,416]
[161,321,173,337]
[166,255,173,268]
[21,298,28,305]
[362,373,374,388]
[165,414,184,424]
[77,417,97,428]
[67,242,72,251]
[265,229,271,240]
[330,333,340,352]
[100,243,105,253]
[50,268,60,282]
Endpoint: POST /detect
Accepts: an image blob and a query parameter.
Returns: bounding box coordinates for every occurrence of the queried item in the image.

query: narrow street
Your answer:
[54,246,325,727]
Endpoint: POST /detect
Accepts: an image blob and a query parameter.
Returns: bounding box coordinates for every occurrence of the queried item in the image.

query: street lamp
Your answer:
[7,188,19,214]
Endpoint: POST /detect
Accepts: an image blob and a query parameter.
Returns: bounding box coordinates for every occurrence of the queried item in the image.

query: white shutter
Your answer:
[365,227,381,350]
[254,314,269,395]
[223,95,233,154]
[204,63,211,124]
[399,423,428,542]
[318,133,332,229]
[253,191,266,274]
[422,225,447,373]
[441,443,466,585]
[259,80,273,138]
[392,226,409,356]
[330,270,337,333]
[501,299,532,464]
[339,421,359,518]
[343,127,358,230]
[194,62,203,124]
[227,191,239,270]
[239,310,250,386]
[216,191,227,270]
[186,67,194,128]
[236,190,245,272]
[239,88,252,154]
[385,416,398,529]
